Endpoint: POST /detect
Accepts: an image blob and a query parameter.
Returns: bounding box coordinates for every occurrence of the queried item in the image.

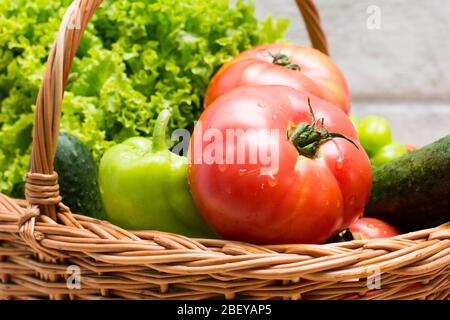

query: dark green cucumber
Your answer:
[54,132,106,219]
[365,135,450,231]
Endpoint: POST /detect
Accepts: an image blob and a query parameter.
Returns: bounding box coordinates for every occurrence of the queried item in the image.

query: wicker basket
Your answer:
[0,0,449,300]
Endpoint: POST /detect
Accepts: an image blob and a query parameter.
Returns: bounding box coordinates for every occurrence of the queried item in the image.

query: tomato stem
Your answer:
[288,99,359,158]
[269,51,300,71]
[152,108,172,152]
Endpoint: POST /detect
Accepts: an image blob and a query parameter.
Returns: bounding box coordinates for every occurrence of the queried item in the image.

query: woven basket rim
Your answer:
[1,193,449,299]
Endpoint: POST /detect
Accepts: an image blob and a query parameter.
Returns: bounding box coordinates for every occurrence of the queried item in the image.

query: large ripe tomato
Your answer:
[189,86,371,244]
[205,44,351,113]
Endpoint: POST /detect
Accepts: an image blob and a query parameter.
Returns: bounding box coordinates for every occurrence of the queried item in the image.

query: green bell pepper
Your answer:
[99,109,215,238]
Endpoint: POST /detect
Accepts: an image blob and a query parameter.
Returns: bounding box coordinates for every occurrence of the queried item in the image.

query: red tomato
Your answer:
[350,217,401,239]
[188,86,371,244]
[205,44,351,113]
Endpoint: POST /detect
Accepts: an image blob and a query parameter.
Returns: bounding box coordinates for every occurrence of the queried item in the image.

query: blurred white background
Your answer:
[254,0,450,145]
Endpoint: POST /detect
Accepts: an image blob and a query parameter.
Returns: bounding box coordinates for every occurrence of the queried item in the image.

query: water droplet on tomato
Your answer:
[321,184,326,191]
[325,200,330,206]
[294,158,302,172]
[367,223,375,228]
[218,163,227,172]
[268,173,278,187]
[336,156,344,169]
[257,103,266,108]
[238,169,247,176]
[272,114,278,120]
[349,196,355,206]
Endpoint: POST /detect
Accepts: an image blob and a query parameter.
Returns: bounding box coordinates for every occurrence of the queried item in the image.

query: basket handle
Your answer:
[295,0,329,55]
[27,0,102,220]
[26,0,328,220]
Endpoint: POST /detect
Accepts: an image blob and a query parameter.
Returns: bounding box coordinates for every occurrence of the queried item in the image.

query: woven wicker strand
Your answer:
[0,0,449,300]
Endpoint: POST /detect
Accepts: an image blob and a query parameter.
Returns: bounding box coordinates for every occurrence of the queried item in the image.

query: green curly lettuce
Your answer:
[0,0,289,197]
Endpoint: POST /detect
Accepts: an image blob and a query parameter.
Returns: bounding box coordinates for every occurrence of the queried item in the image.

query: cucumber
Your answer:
[365,135,450,231]
[54,132,106,219]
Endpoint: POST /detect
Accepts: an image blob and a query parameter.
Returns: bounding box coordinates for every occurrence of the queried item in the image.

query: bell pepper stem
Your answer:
[152,108,172,152]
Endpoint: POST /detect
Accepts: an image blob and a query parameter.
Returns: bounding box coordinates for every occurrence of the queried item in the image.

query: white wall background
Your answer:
[254,0,450,145]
